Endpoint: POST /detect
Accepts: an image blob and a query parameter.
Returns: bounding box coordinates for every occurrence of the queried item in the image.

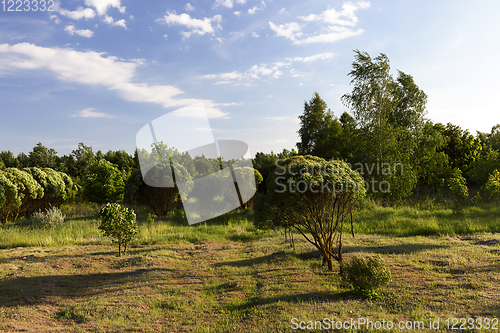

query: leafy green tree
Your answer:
[82,159,126,203]
[487,124,500,152]
[71,143,95,178]
[28,142,58,169]
[99,203,138,256]
[297,92,343,159]
[0,151,18,168]
[448,168,469,212]
[478,124,500,152]
[0,158,4,170]
[222,167,263,209]
[338,112,360,160]
[103,150,136,174]
[0,172,19,224]
[254,155,366,272]
[468,148,500,185]
[0,168,43,223]
[193,155,217,177]
[16,152,29,169]
[341,50,427,201]
[415,122,452,191]
[480,169,500,202]
[125,161,193,217]
[438,123,482,176]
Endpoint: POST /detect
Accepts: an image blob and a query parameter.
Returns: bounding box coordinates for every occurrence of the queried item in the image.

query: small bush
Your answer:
[480,169,500,202]
[32,207,65,229]
[342,254,391,297]
[448,168,469,213]
[99,203,138,256]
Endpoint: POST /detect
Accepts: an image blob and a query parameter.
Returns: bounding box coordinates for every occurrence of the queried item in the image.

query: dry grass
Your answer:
[0,231,499,332]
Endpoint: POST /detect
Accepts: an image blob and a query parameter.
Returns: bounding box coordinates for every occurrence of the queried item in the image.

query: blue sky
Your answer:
[1,0,500,157]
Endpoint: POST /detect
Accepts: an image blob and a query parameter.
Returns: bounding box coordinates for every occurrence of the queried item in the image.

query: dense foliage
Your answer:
[254,155,366,272]
[82,159,127,204]
[0,168,76,224]
[342,254,392,295]
[99,203,138,256]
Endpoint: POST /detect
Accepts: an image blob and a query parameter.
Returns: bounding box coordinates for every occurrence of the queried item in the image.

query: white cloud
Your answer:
[185,3,195,11]
[201,52,335,84]
[236,0,246,3]
[295,27,364,44]
[251,31,259,38]
[214,0,233,8]
[291,52,336,62]
[248,0,266,14]
[270,1,369,44]
[269,22,302,41]
[64,25,94,38]
[234,11,241,16]
[58,7,96,20]
[103,15,127,29]
[84,0,125,16]
[0,43,226,118]
[72,108,113,118]
[50,15,61,24]
[158,12,222,38]
[300,1,369,26]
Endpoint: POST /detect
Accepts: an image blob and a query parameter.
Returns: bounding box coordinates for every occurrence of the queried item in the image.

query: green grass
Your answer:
[354,199,500,236]
[1,201,500,332]
[1,199,500,249]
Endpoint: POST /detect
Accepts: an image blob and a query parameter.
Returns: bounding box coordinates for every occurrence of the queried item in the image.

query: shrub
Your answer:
[32,207,65,229]
[448,168,469,213]
[448,168,469,199]
[254,155,366,272]
[480,169,500,202]
[99,203,138,256]
[342,254,391,297]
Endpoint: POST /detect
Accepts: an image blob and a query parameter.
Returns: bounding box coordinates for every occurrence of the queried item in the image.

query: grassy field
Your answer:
[0,201,499,332]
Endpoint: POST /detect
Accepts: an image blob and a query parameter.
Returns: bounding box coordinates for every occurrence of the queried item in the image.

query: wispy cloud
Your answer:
[102,15,127,29]
[185,3,195,11]
[269,22,302,41]
[57,7,96,20]
[71,108,113,118]
[214,0,234,8]
[64,25,94,38]
[158,12,222,38]
[248,0,266,14]
[0,43,227,118]
[213,0,246,9]
[201,52,335,84]
[84,0,126,16]
[300,1,369,26]
[269,1,369,44]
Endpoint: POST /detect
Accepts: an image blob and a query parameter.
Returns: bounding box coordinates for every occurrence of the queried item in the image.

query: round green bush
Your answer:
[342,254,391,292]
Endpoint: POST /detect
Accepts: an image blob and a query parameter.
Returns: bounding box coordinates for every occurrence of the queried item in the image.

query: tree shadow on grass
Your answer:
[226,290,356,312]
[344,243,448,255]
[0,268,171,307]
[216,252,288,267]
